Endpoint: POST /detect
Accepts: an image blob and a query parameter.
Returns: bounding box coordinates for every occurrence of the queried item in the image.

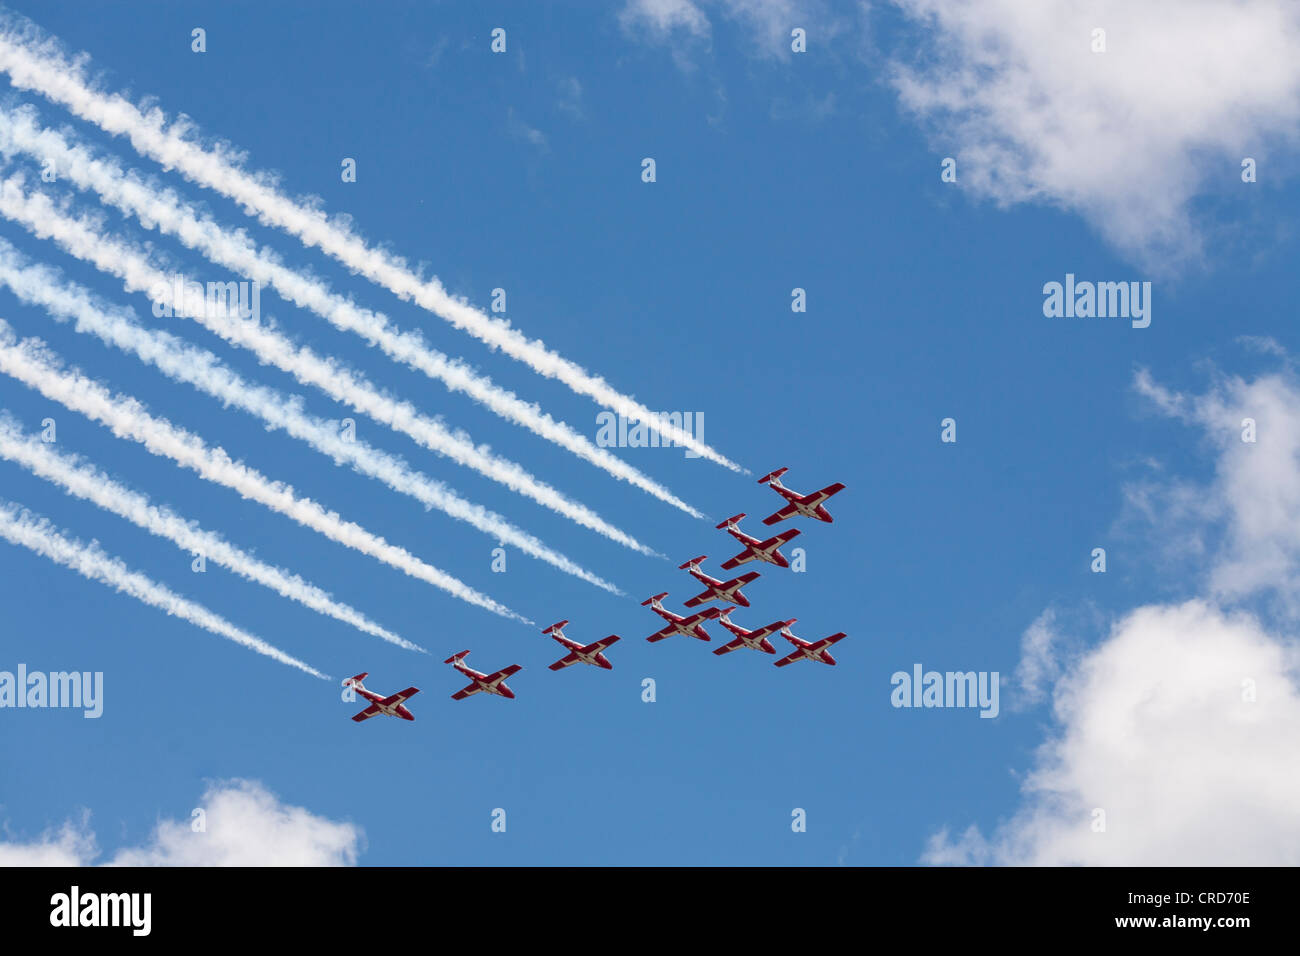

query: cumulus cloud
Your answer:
[888,0,1300,270]
[0,780,362,866]
[0,815,94,866]
[927,601,1300,865]
[930,362,1300,864]
[1134,366,1300,617]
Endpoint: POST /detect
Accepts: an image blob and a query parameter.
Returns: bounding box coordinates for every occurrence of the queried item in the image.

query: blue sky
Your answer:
[1,1,1299,866]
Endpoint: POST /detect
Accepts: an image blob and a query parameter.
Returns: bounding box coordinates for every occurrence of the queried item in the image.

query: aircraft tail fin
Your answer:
[678,555,707,570]
[715,513,746,529]
[443,650,471,665]
[757,467,788,485]
[641,592,669,606]
[542,620,569,635]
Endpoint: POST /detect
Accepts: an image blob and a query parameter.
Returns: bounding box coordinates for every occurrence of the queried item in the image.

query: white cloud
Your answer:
[927,601,1300,865]
[1134,366,1300,617]
[619,0,840,58]
[1011,609,1062,708]
[0,780,362,866]
[620,0,712,41]
[0,816,94,866]
[506,107,549,152]
[888,0,1300,270]
[930,363,1300,864]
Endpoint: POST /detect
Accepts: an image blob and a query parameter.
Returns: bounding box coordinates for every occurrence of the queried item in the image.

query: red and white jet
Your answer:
[715,513,801,570]
[678,555,761,608]
[641,593,725,643]
[714,610,796,657]
[542,620,621,671]
[444,651,523,700]
[757,467,846,525]
[773,625,848,667]
[342,672,419,723]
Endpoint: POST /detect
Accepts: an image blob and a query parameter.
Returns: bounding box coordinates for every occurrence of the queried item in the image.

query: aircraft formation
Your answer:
[344,468,847,721]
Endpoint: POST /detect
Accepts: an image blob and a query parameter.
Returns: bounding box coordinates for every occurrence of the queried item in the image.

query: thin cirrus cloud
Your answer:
[0,780,363,866]
[925,361,1300,865]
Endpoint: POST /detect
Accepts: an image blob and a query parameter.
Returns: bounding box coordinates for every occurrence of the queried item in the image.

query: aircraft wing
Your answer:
[683,589,714,608]
[588,635,621,652]
[380,687,420,707]
[713,637,745,656]
[750,620,793,640]
[646,624,677,643]
[485,664,523,684]
[773,650,803,668]
[351,703,383,722]
[768,528,802,547]
[683,606,721,626]
[548,652,581,670]
[813,633,847,650]
[451,683,482,700]
[721,551,755,570]
[815,482,846,500]
[762,502,799,525]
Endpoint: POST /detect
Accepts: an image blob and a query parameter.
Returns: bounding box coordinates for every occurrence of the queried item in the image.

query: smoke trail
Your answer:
[0,25,743,471]
[0,416,420,651]
[0,321,529,623]
[0,105,703,518]
[0,177,658,556]
[0,240,623,593]
[0,498,327,677]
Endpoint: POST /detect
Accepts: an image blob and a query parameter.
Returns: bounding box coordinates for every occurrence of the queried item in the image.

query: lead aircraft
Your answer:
[757,467,846,524]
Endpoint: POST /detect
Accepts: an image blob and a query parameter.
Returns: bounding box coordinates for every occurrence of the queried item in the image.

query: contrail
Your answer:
[0,105,704,518]
[0,321,529,623]
[0,177,659,556]
[0,415,420,651]
[0,25,743,472]
[0,240,623,594]
[0,498,327,678]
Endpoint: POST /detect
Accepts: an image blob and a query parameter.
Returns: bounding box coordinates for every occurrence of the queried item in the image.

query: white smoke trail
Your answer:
[0,105,703,518]
[0,177,658,556]
[0,498,327,678]
[0,240,623,594]
[0,25,743,471]
[0,416,420,651]
[0,321,529,623]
